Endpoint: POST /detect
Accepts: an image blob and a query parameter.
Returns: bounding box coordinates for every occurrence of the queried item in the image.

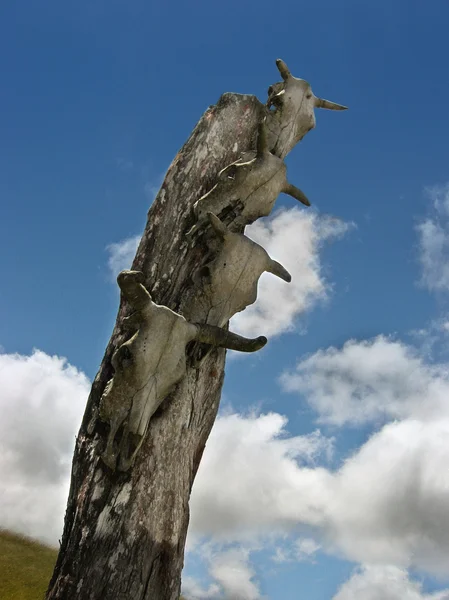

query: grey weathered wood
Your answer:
[46,60,347,600]
[46,92,266,600]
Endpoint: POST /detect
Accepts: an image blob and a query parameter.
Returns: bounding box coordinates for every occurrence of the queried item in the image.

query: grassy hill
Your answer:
[0,529,57,600]
[0,529,188,599]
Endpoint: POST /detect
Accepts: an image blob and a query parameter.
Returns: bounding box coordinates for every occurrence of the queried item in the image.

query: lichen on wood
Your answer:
[47,92,267,600]
[46,60,347,600]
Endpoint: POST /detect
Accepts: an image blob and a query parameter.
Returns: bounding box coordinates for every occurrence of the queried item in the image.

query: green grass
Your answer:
[0,530,57,600]
[0,529,188,599]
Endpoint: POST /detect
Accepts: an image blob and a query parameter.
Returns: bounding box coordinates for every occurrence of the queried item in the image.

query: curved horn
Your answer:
[207,212,228,239]
[117,270,151,310]
[315,97,348,111]
[283,182,311,207]
[193,323,267,353]
[267,259,291,283]
[256,119,269,157]
[276,59,291,82]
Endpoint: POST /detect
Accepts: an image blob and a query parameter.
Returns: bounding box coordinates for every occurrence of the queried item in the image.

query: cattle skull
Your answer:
[186,120,310,238]
[266,58,348,158]
[190,212,291,326]
[99,270,267,471]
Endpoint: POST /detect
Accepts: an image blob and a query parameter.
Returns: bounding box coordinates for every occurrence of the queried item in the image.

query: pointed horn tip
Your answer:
[270,260,292,283]
[275,58,291,80]
[256,336,268,349]
[284,182,311,207]
[278,271,292,283]
[315,97,348,111]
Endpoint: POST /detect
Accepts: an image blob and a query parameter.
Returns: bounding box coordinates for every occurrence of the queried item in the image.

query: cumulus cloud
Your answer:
[4,337,449,597]
[185,412,330,596]
[231,208,352,338]
[280,335,449,426]
[0,350,89,546]
[182,577,221,600]
[189,410,449,574]
[210,549,261,600]
[188,335,449,579]
[272,536,320,563]
[326,417,449,572]
[277,336,449,572]
[417,183,449,292]
[182,548,262,600]
[189,412,334,542]
[106,235,141,279]
[333,565,449,600]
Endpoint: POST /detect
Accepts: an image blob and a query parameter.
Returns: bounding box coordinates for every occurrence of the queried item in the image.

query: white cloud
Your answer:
[106,235,140,279]
[230,208,352,338]
[333,565,449,600]
[4,338,449,598]
[182,548,262,600]
[182,577,221,599]
[189,413,334,542]
[189,336,449,578]
[295,536,320,560]
[417,183,449,292]
[277,336,449,572]
[0,350,89,546]
[189,411,449,575]
[280,335,449,426]
[272,536,320,563]
[187,415,449,581]
[210,549,262,600]
[326,417,449,572]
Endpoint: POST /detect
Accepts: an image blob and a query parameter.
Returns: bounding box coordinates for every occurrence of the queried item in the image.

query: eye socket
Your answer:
[228,166,237,179]
[222,164,237,180]
[306,93,312,99]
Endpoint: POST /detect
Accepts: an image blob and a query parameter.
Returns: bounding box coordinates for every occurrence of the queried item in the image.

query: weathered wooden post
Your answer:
[46,59,346,600]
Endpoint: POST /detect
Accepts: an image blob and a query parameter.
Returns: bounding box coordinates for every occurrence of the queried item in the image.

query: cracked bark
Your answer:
[46,92,266,600]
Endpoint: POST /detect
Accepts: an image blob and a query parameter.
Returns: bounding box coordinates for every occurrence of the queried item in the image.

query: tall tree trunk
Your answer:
[46,58,346,599]
[46,92,265,600]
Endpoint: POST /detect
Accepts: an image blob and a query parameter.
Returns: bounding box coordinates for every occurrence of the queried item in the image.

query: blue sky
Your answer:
[2,1,449,599]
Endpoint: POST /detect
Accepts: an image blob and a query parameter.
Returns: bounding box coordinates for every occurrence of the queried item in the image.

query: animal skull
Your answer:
[99,270,267,471]
[266,58,348,158]
[192,213,291,326]
[186,120,309,238]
